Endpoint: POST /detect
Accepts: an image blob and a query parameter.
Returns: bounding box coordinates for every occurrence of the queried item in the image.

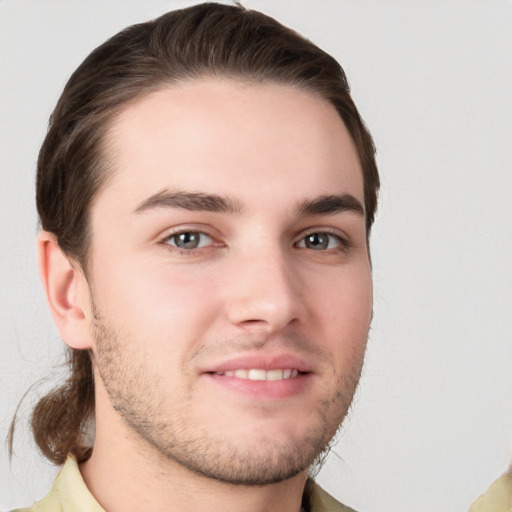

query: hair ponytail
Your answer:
[30,349,94,464]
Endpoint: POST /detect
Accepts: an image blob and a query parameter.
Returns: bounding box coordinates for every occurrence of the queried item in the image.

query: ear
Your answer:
[37,231,93,350]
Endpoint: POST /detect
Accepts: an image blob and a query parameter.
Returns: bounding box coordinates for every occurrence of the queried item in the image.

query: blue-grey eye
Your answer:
[167,232,211,249]
[298,233,340,250]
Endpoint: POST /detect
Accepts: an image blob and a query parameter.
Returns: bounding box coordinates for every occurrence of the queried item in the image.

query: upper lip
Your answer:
[202,353,314,374]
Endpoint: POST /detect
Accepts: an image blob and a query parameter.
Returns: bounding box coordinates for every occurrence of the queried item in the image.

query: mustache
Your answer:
[188,331,330,366]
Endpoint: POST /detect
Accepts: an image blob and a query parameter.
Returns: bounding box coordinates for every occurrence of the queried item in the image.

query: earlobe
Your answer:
[37,231,93,350]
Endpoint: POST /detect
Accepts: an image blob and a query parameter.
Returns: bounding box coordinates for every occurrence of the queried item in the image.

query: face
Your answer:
[84,79,372,485]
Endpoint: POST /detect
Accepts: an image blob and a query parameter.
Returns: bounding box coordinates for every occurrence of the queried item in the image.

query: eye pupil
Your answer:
[305,233,329,250]
[175,232,200,249]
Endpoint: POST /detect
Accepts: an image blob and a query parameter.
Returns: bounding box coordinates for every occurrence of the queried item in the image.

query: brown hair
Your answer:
[14,2,379,465]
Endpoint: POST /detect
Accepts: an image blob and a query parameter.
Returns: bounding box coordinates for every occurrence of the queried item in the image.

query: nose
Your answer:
[225,247,305,333]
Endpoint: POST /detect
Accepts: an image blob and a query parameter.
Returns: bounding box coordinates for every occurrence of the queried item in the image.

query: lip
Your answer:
[202,353,313,374]
[201,353,314,400]
[204,371,312,400]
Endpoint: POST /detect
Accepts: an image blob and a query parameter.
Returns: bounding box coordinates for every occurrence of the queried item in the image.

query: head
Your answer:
[30,2,379,481]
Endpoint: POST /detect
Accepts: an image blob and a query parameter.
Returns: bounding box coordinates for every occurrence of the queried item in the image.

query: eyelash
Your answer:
[294,229,351,253]
[160,228,351,256]
[161,230,217,256]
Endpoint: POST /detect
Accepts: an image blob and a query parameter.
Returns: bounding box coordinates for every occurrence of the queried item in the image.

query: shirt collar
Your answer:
[52,455,105,512]
[45,456,351,512]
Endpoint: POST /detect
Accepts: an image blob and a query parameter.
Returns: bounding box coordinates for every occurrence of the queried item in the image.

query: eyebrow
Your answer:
[133,190,243,214]
[133,190,364,218]
[295,194,364,217]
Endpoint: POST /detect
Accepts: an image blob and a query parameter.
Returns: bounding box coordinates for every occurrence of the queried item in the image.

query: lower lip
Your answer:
[204,372,312,399]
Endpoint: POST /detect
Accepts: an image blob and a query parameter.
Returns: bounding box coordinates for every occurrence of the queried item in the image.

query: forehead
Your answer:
[98,78,363,213]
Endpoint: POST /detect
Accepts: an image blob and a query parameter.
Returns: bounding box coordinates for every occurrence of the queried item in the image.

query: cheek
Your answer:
[91,257,224,341]
[307,263,372,349]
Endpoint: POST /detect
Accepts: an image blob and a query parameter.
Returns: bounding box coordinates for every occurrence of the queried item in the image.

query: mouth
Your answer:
[203,355,312,399]
[213,368,301,381]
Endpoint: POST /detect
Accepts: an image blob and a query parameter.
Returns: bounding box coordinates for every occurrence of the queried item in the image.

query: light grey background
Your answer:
[1,1,511,511]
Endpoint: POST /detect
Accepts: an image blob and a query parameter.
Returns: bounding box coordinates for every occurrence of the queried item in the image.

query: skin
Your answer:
[40,79,373,512]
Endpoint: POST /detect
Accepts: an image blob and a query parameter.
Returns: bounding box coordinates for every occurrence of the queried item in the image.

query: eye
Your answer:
[164,231,212,250]
[296,232,344,251]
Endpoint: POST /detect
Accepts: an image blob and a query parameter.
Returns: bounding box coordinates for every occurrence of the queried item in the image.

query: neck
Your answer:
[80,404,308,512]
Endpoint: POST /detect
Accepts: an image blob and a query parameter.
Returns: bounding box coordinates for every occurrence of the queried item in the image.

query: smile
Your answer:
[214,369,300,381]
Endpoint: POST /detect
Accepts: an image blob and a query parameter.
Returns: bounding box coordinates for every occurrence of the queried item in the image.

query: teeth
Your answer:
[218,369,300,381]
[248,369,267,380]
[266,369,283,381]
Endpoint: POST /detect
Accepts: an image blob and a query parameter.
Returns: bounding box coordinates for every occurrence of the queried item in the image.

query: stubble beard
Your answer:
[90,304,366,486]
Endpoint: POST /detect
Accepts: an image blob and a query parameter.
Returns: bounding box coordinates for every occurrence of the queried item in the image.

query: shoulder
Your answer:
[9,490,62,512]
[9,479,63,512]
[469,470,512,512]
[305,479,358,512]
[9,455,103,512]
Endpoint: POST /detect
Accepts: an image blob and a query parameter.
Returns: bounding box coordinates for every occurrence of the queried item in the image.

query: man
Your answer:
[11,3,379,511]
